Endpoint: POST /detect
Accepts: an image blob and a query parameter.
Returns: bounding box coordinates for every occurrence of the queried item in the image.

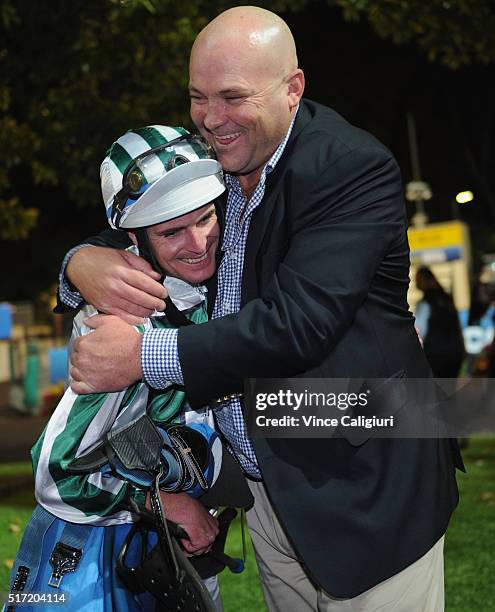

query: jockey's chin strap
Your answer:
[134,227,193,328]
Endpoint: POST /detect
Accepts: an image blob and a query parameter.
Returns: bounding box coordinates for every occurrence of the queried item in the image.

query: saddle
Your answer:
[68,412,253,611]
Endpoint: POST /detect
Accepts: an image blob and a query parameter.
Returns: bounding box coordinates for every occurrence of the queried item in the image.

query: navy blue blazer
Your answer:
[179,100,461,597]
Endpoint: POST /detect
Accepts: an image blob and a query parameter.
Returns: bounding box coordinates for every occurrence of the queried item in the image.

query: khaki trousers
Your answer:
[246,480,444,612]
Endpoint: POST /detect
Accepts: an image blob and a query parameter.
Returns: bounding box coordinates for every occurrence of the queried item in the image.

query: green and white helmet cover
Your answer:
[101,125,225,229]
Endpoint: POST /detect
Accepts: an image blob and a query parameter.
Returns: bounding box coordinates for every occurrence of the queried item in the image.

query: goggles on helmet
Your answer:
[112,133,215,228]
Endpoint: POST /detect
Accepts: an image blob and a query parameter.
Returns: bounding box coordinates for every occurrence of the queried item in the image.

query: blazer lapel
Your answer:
[205,193,227,316]
[241,101,313,303]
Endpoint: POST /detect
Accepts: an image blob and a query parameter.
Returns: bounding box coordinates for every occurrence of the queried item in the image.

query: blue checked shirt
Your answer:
[58,248,87,309]
[59,116,297,478]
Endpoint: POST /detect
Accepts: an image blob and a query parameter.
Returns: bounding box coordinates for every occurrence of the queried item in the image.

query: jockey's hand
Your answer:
[67,246,167,325]
[152,492,219,556]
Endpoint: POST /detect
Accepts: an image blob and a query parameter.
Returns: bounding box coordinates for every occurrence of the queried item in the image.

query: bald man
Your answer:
[59,6,461,611]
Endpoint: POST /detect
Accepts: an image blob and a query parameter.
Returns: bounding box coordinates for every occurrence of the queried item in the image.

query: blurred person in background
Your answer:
[415,266,465,378]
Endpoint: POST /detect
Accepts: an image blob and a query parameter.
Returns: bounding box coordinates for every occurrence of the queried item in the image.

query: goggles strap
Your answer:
[134,227,166,280]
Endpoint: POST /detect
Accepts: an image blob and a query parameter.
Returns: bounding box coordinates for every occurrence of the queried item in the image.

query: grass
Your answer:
[219,515,266,612]
[0,485,36,595]
[0,463,33,478]
[444,437,495,611]
[1,440,494,611]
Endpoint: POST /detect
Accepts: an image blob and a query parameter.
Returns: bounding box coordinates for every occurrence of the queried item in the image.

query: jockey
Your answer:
[7,126,250,612]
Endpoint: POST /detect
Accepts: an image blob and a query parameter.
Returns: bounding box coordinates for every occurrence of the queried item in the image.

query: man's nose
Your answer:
[185,228,208,253]
[203,99,226,131]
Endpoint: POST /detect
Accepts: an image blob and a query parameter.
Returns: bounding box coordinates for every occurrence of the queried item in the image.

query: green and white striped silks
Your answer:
[33,273,208,526]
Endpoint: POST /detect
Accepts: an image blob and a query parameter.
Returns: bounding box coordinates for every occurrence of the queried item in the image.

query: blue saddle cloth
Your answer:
[7,506,155,612]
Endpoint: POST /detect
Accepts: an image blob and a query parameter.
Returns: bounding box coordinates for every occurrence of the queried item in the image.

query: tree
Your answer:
[2,0,494,241]
[0,0,307,241]
[333,0,495,70]
[128,0,495,70]
[0,0,205,240]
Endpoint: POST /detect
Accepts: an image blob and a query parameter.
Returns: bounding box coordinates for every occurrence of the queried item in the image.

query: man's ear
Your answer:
[287,68,305,109]
[127,230,138,247]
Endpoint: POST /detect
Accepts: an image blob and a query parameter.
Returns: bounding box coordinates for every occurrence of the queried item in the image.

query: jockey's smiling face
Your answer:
[130,203,219,284]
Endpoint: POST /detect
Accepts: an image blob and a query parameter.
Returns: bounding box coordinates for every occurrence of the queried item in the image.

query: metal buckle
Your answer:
[48,542,83,588]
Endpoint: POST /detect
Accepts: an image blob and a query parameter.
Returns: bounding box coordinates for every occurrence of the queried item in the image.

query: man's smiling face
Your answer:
[188,36,297,194]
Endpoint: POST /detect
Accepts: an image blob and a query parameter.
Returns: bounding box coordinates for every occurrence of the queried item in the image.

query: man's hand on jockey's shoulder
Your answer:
[70,314,143,393]
[67,246,167,325]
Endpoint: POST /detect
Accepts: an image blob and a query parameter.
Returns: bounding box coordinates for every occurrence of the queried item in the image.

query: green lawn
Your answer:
[1,440,494,611]
[444,438,495,611]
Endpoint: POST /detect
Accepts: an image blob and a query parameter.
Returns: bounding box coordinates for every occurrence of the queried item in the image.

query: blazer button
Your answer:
[213,396,227,405]
[212,393,243,405]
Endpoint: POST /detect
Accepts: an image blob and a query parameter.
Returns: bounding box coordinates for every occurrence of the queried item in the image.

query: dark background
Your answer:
[2,0,494,303]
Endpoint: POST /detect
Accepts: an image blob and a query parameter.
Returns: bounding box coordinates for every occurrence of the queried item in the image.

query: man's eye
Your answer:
[162,230,178,238]
[199,213,215,224]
